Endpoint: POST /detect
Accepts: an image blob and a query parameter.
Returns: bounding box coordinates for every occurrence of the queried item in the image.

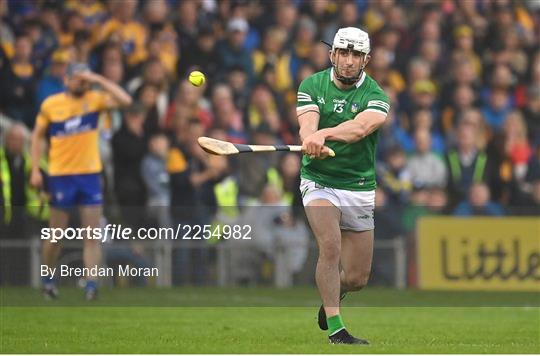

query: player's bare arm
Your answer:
[74,71,133,107]
[298,108,333,159]
[318,111,387,143]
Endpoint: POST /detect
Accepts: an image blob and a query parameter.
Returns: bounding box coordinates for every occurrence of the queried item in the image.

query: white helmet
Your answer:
[332,27,370,55]
[331,27,370,85]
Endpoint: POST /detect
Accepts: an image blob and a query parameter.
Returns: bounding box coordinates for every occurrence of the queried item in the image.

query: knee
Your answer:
[318,243,341,264]
[345,273,370,291]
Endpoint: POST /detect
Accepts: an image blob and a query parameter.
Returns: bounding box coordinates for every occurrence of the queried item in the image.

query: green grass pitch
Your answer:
[1,287,539,353]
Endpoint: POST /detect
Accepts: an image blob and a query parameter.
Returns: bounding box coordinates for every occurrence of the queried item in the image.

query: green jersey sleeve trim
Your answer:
[297,76,319,108]
[366,99,390,114]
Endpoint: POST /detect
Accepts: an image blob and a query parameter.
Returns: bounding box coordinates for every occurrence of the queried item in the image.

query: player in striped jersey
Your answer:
[296,27,390,344]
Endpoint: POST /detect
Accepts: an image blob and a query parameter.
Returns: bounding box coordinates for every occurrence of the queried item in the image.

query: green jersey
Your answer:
[297,68,390,191]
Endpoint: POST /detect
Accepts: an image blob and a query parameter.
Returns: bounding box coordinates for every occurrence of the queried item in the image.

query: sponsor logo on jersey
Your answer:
[317,97,325,104]
[65,116,82,132]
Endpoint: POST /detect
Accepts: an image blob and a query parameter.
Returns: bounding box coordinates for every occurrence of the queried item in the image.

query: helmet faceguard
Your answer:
[330,27,371,85]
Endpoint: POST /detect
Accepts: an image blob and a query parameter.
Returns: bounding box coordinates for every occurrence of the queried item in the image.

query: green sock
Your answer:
[327,314,345,336]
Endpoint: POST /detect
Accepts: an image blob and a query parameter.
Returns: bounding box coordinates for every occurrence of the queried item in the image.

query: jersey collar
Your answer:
[330,68,366,88]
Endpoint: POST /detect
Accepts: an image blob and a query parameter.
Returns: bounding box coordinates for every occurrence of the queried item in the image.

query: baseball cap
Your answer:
[67,62,90,77]
[227,17,248,33]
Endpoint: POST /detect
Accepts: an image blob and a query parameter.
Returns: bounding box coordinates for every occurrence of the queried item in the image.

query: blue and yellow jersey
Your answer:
[95,19,148,66]
[36,90,115,176]
[65,0,107,28]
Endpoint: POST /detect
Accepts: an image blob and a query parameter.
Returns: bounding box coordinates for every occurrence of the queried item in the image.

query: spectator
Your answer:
[112,103,148,229]
[400,109,445,155]
[65,0,107,29]
[165,79,211,131]
[240,184,309,287]
[144,0,178,77]
[503,111,532,182]
[177,26,218,81]
[481,87,513,132]
[406,128,447,189]
[211,83,247,144]
[237,124,280,202]
[95,0,148,70]
[417,40,444,80]
[454,182,504,216]
[247,83,282,134]
[323,0,360,46]
[445,120,495,208]
[3,34,37,127]
[35,49,69,106]
[0,123,48,237]
[441,84,476,136]
[0,123,45,286]
[267,152,301,206]
[495,110,534,206]
[226,65,250,112]
[141,132,171,228]
[136,83,160,136]
[451,25,481,79]
[290,17,317,82]
[368,47,406,95]
[440,57,480,109]
[169,120,226,285]
[58,10,85,48]
[377,145,412,205]
[309,42,331,72]
[216,17,253,82]
[127,58,171,126]
[406,57,432,87]
[72,29,95,67]
[175,0,199,62]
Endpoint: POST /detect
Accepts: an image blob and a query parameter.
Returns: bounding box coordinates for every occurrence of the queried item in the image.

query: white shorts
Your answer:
[300,178,375,232]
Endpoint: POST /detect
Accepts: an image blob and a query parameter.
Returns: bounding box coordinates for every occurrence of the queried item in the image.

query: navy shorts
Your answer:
[47,173,102,208]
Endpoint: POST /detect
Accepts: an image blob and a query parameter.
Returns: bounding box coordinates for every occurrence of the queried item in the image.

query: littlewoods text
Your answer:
[41,224,252,243]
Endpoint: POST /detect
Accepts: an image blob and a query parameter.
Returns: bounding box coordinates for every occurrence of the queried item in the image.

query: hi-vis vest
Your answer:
[447,150,487,184]
[213,176,239,220]
[0,148,49,224]
[266,168,293,205]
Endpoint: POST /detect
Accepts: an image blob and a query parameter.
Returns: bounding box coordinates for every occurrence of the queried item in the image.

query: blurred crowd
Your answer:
[1,0,540,245]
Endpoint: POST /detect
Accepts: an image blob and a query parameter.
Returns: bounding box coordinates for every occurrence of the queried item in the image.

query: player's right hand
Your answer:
[302,131,326,158]
[30,169,43,189]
